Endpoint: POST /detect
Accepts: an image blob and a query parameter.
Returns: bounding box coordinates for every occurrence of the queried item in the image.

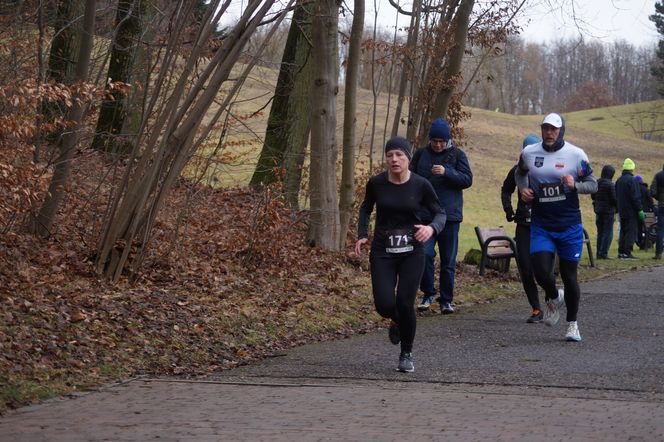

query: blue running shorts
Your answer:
[530,223,584,262]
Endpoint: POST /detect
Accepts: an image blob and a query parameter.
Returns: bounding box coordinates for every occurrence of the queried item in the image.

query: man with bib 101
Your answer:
[515,113,597,342]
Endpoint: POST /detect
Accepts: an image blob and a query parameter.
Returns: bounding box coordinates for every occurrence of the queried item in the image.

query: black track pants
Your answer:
[515,224,540,311]
[370,250,424,354]
[532,252,580,322]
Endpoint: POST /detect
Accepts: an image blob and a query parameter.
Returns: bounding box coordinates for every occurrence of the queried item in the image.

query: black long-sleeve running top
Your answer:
[357,172,446,256]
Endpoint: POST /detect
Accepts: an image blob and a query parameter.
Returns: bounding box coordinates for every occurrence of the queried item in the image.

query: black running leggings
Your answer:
[369,250,424,353]
[532,252,580,322]
[515,224,540,311]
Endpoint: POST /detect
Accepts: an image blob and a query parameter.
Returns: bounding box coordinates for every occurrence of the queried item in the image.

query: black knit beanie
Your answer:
[385,136,412,161]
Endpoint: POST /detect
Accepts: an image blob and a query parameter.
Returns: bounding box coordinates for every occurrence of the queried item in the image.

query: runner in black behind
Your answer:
[355,136,446,373]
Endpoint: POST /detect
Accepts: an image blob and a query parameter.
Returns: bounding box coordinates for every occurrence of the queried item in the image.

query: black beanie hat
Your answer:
[385,136,412,160]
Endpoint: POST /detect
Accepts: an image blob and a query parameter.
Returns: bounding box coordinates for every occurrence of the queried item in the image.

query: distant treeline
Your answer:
[346,32,660,115]
[461,37,660,114]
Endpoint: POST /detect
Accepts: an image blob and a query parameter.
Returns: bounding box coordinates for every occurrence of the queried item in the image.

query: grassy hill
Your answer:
[220,67,664,259]
[3,67,663,412]
[460,104,664,258]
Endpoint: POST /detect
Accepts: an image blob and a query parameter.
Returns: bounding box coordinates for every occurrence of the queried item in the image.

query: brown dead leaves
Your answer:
[0,151,379,412]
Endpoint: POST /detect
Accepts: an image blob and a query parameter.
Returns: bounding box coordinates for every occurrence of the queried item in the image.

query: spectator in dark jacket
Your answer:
[501,134,543,323]
[411,118,473,314]
[615,158,644,259]
[650,164,664,259]
[635,175,655,250]
[591,165,617,259]
[635,175,655,212]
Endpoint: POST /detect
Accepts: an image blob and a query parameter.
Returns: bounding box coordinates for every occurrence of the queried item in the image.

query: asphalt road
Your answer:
[2,266,663,441]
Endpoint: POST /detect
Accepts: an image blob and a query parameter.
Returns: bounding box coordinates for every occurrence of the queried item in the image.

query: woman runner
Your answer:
[355,136,446,372]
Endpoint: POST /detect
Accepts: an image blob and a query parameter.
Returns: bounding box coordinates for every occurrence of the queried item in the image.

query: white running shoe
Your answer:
[543,299,560,326]
[565,321,582,342]
[557,288,565,306]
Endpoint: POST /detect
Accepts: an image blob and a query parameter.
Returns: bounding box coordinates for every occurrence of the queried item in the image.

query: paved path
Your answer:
[2,266,664,441]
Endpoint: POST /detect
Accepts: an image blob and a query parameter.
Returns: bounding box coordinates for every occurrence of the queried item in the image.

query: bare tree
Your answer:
[41,1,85,129]
[427,0,474,124]
[390,0,421,138]
[91,0,146,154]
[307,0,341,250]
[29,0,97,237]
[250,0,314,209]
[95,0,293,282]
[339,0,364,247]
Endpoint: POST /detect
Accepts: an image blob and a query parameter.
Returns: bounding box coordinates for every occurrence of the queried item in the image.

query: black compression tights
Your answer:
[369,251,424,354]
[532,252,580,322]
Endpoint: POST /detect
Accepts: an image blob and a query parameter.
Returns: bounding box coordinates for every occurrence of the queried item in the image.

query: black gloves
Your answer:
[505,208,515,222]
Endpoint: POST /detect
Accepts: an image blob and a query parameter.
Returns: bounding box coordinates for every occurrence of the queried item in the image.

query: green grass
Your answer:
[0,378,64,413]
[197,66,664,271]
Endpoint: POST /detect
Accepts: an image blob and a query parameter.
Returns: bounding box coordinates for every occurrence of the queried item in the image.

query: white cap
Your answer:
[541,113,563,128]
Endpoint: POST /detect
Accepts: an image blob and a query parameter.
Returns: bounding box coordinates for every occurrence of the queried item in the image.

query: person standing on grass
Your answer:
[355,136,446,373]
[411,118,473,315]
[501,133,545,323]
[615,158,644,259]
[635,175,655,249]
[515,113,597,342]
[591,165,618,259]
[650,164,664,260]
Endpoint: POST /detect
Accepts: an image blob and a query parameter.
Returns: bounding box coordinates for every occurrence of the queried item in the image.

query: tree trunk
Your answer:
[42,0,84,127]
[95,0,292,282]
[30,0,96,236]
[391,0,421,138]
[90,0,145,154]
[429,0,475,122]
[250,0,313,206]
[338,0,364,248]
[307,0,340,250]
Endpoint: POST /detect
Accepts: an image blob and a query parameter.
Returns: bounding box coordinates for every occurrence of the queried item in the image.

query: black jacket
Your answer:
[615,170,642,218]
[651,164,664,209]
[639,182,655,212]
[501,164,530,225]
[591,165,617,215]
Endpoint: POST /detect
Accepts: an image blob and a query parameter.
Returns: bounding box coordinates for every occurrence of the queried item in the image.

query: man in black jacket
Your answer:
[591,165,617,259]
[615,158,644,259]
[650,164,664,259]
[501,134,544,323]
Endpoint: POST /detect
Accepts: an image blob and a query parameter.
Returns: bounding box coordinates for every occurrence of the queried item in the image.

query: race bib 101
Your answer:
[539,182,566,203]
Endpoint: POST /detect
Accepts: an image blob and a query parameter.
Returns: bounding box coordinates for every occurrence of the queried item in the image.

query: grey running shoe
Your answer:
[417,295,434,311]
[441,302,454,315]
[388,320,400,345]
[397,352,414,373]
[543,299,560,327]
[565,321,582,342]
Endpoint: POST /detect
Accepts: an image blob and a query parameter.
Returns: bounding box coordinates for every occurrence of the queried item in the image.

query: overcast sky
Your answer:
[365,0,659,47]
[222,0,659,47]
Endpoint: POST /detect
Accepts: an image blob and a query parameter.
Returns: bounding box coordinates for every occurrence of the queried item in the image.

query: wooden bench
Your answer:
[474,226,519,276]
[475,226,595,276]
[640,211,658,250]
